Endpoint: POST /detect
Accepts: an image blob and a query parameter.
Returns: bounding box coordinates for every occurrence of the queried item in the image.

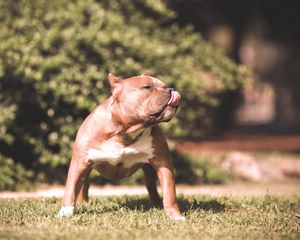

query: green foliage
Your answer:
[0,195,299,239]
[0,99,16,145]
[0,155,33,190]
[0,0,245,186]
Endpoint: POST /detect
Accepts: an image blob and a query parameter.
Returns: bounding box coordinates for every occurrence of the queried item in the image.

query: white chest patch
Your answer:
[86,128,154,168]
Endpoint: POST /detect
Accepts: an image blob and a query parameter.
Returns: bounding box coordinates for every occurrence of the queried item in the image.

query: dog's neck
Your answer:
[104,97,148,144]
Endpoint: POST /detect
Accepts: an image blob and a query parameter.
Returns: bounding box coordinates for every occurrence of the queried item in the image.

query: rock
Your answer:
[280,161,300,178]
[221,151,262,181]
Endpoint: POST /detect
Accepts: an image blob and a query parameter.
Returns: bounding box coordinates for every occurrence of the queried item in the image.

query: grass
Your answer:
[0,195,299,240]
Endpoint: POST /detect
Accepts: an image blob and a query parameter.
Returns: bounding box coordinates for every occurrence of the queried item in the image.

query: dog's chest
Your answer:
[86,128,154,168]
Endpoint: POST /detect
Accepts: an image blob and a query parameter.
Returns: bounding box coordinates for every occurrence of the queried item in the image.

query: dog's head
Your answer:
[108,73,181,128]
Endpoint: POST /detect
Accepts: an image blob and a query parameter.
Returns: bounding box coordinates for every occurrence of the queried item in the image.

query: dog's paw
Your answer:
[170,215,186,221]
[57,206,75,218]
[165,208,186,221]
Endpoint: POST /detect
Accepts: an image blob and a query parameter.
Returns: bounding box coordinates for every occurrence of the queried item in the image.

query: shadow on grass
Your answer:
[79,196,225,215]
[178,198,225,213]
[119,197,225,213]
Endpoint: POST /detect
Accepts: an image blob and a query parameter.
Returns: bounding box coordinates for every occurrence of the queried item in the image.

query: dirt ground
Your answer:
[0,180,299,199]
[175,134,300,153]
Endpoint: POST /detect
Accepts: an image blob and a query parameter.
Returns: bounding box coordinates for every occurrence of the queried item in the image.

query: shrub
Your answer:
[0,155,33,190]
[0,0,245,186]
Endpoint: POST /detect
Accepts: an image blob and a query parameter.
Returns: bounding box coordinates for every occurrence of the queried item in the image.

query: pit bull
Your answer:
[57,73,185,221]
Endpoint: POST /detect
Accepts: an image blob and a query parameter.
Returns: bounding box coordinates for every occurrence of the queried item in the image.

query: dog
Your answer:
[57,73,185,221]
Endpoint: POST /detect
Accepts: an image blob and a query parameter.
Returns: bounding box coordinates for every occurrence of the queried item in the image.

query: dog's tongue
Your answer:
[167,91,181,106]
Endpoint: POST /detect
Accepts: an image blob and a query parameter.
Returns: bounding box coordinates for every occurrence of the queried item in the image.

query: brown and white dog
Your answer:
[57,73,185,221]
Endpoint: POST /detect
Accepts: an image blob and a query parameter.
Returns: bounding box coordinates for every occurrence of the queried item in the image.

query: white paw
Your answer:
[172,215,186,221]
[168,214,186,221]
[57,206,75,218]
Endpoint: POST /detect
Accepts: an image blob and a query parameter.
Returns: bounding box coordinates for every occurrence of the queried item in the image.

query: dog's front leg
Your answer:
[57,158,92,217]
[150,126,185,221]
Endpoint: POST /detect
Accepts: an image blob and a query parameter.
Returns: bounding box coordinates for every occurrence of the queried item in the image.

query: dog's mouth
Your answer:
[148,90,181,123]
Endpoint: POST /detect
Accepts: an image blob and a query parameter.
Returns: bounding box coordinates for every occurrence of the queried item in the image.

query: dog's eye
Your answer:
[142,86,153,90]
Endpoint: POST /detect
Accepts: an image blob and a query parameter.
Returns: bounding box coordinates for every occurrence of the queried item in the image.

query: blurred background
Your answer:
[0,0,299,192]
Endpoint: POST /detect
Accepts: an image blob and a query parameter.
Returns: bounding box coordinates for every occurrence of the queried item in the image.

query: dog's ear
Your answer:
[141,72,150,76]
[108,73,121,88]
[108,73,123,99]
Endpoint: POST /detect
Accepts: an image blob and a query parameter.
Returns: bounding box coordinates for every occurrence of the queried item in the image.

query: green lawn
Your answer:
[0,195,299,240]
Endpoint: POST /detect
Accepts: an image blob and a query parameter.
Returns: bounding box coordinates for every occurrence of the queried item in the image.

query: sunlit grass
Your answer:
[0,195,299,240]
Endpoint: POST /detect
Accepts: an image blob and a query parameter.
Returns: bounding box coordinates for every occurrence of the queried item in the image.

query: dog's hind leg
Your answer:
[76,168,92,203]
[143,163,162,206]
